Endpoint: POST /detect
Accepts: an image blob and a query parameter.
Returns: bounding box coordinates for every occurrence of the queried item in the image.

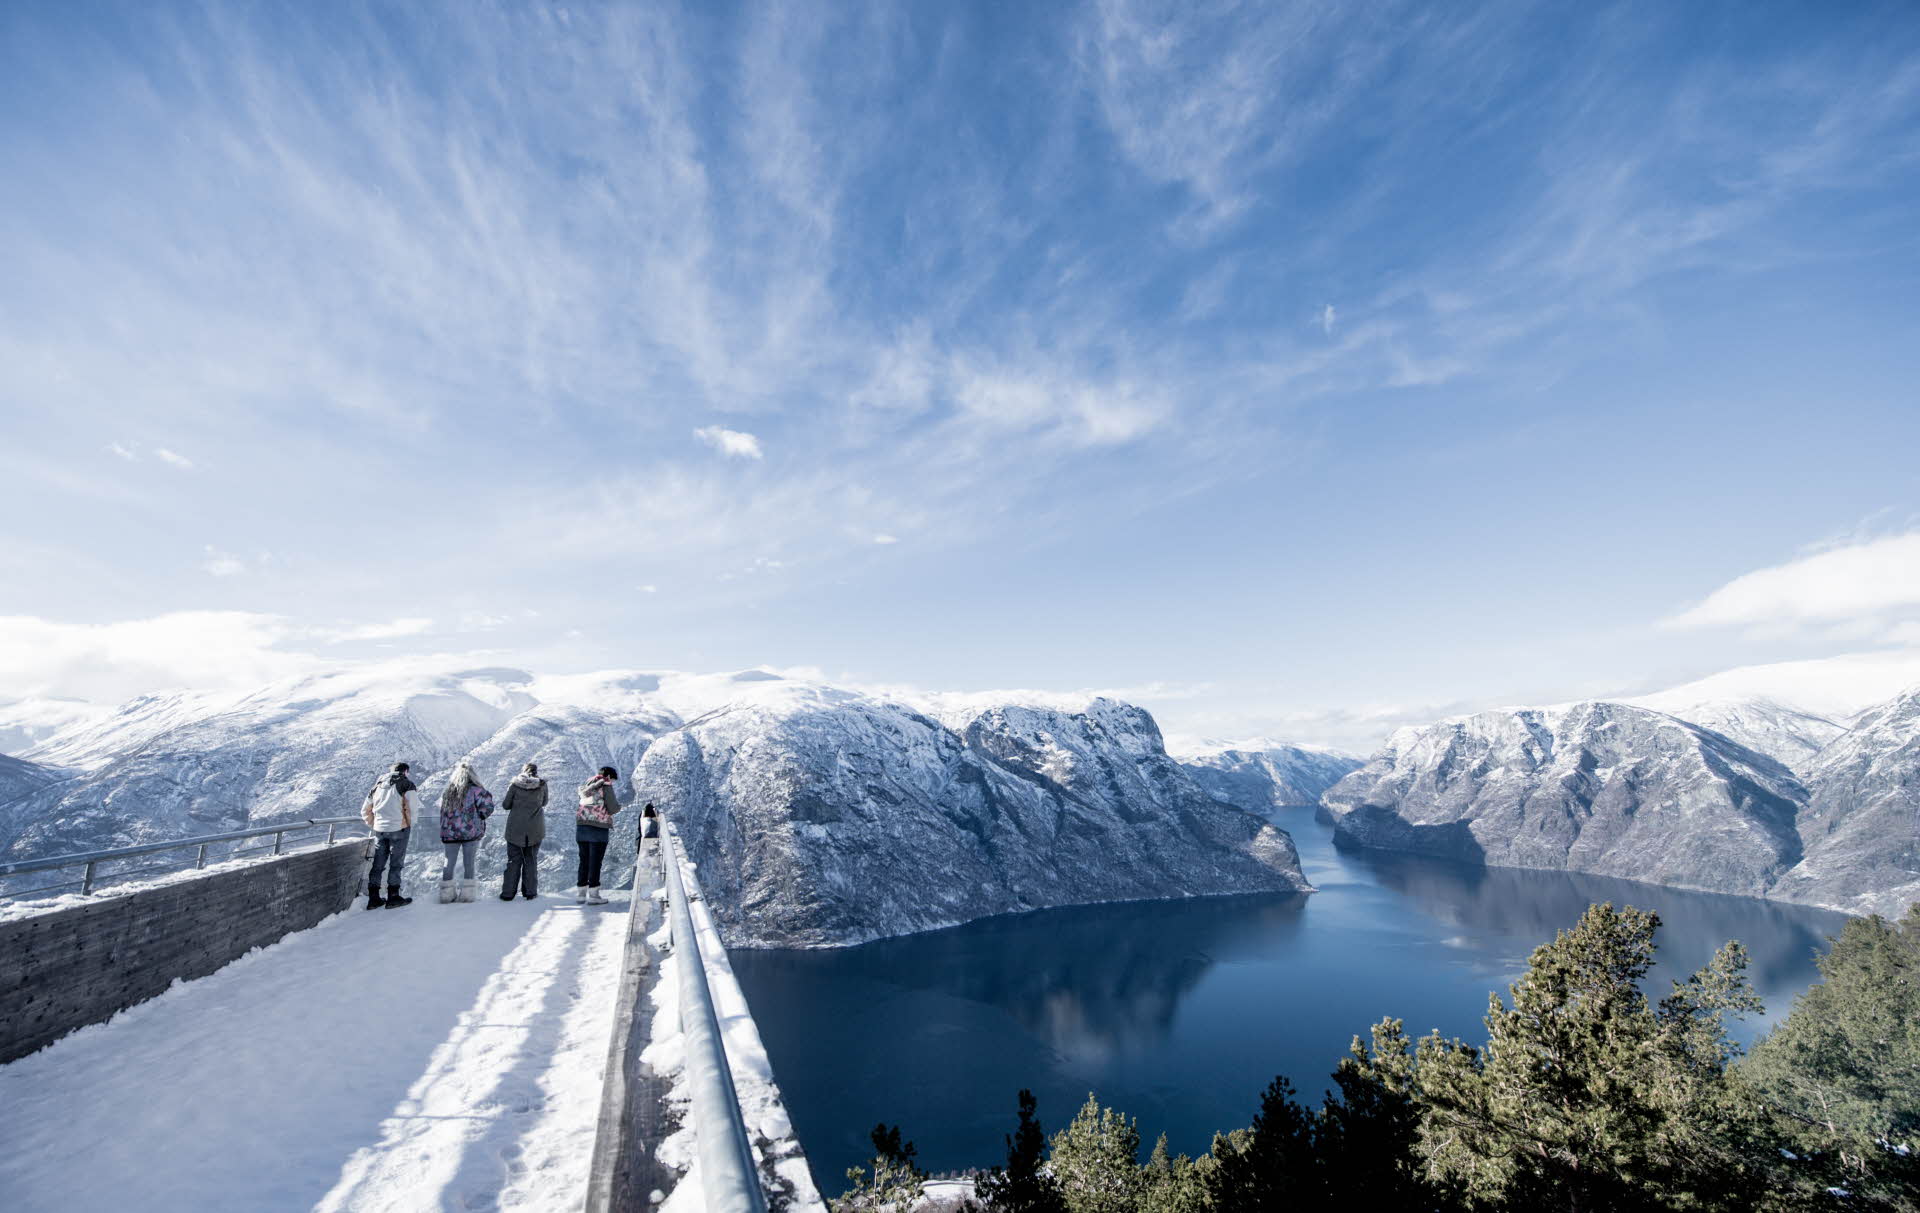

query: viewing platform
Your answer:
[0,823,821,1212]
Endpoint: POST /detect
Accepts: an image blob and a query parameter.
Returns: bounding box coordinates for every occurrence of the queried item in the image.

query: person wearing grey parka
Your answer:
[497,763,548,901]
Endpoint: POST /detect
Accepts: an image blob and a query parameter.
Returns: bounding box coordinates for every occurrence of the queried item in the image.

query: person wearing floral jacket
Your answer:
[436,760,494,903]
[575,767,622,904]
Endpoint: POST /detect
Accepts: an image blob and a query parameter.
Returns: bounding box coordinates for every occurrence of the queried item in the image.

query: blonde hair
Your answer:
[441,760,479,812]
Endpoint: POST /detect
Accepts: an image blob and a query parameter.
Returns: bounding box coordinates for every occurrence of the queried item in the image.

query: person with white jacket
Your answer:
[361,762,416,909]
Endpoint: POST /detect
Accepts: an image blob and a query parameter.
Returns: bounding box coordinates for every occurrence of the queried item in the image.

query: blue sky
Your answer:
[3,0,1919,749]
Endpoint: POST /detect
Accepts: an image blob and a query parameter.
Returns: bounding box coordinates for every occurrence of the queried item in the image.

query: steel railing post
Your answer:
[196,843,208,870]
[82,860,96,893]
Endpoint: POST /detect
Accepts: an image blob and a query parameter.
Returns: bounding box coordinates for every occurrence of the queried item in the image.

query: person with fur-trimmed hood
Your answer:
[498,762,548,901]
[437,760,494,903]
[575,766,622,904]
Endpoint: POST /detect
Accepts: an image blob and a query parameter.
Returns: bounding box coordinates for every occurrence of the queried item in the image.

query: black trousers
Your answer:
[502,841,539,898]
[577,839,608,888]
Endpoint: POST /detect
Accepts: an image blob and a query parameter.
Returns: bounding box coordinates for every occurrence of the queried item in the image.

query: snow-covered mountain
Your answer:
[1174,741,1362,815]
[1,667,1308,945]
[1772,687,1920,918]
[1320,701,1805,899]
[1321,686,1920,918]
[637,691,1307,946]
[1,666,535,862]
[0,698,108,757]
[1625,693,1844,772]
[0,753,68,851]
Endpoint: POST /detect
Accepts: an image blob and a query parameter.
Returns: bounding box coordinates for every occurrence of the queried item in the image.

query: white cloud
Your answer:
[1666,531,1920,630]
[693,426,765,460]
[0,611,320,703]
[202,546,244,577]
[319,617,437,643]
[947,363,1166,447]
[872,534,898,545]
[107,442,136,461]
[1320,304,1337,335]
[154,447,195,470]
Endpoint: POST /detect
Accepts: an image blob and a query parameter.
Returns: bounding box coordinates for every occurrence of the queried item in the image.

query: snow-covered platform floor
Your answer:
[0,887,632,1212]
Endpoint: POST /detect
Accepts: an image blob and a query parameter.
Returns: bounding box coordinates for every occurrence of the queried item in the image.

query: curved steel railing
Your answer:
[659,821,768,1213]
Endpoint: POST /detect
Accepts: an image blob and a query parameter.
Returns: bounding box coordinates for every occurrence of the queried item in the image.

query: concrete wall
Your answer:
[0,840,368,1063]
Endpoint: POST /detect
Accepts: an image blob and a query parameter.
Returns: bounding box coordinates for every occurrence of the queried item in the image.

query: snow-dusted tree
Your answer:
[1045,1094,1145,1213]
[835,1122,929,1212]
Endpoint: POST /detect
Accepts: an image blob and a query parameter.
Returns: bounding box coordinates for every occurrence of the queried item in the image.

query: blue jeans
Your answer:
[369,828,410,890]
[442,840,478,880]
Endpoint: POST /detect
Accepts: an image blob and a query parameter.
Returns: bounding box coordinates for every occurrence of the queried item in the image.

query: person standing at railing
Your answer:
[437,760,494,904]
[361,762,416,909]
[575,766,622,904]
[498,762,548,901]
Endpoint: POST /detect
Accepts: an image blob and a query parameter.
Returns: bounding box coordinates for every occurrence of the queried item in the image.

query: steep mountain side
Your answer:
[0,753,64,806]
[1774,688,1920,918]
[1321,702,1804,898]
[1177,743,1362,814]
[0,754,71,855]
[636,691,1309,947]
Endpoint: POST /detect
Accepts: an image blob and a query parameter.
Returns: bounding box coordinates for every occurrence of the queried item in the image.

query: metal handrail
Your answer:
[659,822,767,1213]
[0,814,441,898]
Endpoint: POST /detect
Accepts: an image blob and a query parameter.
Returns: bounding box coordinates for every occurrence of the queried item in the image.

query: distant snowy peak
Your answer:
[1176,742,1363,814]
[1322,700,1805,899]
[1625,695,1845,772]
[0,698,110,758]
[1627,650,1920,725]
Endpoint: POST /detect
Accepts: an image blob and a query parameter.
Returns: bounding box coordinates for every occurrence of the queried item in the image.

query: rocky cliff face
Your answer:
[636,689,1309,947]
[2,668,1308,944]
[1772,688,1920,918]
[1177,744,1362,815]
[1320,702,1806,898]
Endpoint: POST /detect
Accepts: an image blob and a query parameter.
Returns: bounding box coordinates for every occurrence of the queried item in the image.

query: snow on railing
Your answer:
[659,821,769,1213]
[0,815,436,901]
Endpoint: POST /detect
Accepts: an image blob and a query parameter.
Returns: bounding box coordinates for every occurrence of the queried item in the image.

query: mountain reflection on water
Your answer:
[730,814,1852,1189]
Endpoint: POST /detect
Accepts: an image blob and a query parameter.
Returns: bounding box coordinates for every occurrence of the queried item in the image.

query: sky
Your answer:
[2,0,1919,752]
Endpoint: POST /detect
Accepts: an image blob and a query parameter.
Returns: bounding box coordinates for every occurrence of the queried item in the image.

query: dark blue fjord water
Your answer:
[729,816,1852,1191]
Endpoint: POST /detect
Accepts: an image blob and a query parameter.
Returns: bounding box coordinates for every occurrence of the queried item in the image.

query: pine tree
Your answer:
[1742,903,1920,1206]
[1318,1018,1446,1207]
[977,1089,1066,1213]
[1046,1094,1145,1213]
[1408,902,1776,1210]
[1137,1134,1208,1213]
[1203,1074,1321,1207]
[835,1122,928,1211]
